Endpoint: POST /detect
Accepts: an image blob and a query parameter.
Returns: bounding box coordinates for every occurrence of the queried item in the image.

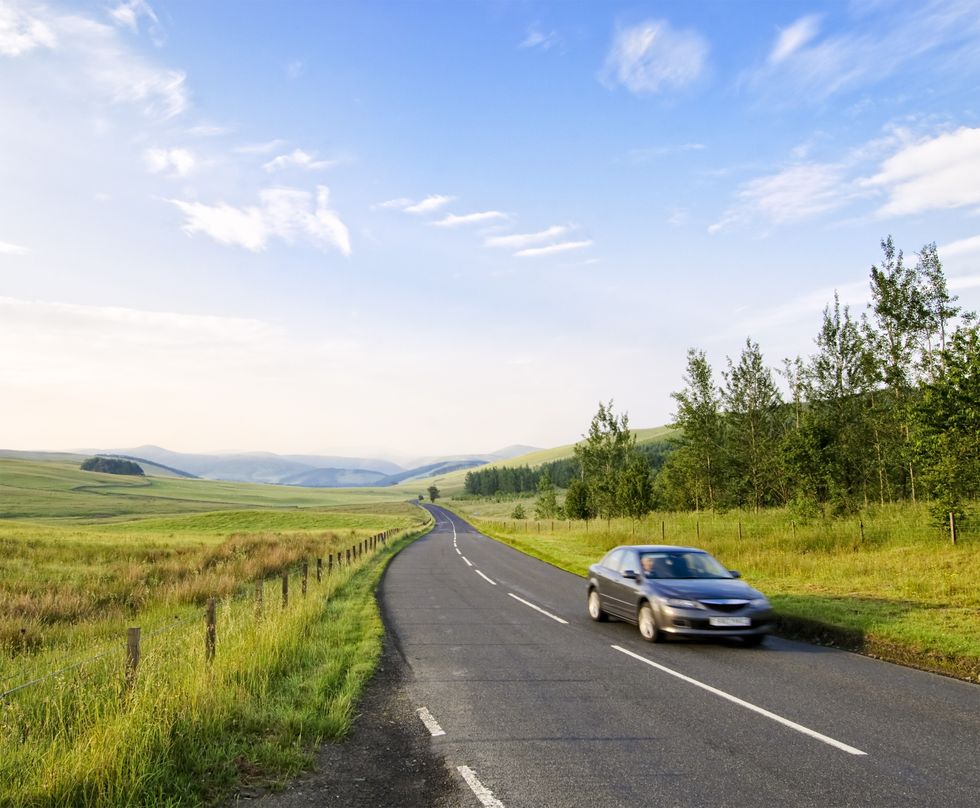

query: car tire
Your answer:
[587,588,608,622]
[638,603,663,643]
[742,634,766,648]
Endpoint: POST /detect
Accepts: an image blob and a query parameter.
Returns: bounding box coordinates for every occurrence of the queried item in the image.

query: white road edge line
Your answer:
[475,569,497,586]
[457,765,505,808]
[461,556,474,567]
[610,645,867,756]
[416,706,446,737]
[507,593,568,625]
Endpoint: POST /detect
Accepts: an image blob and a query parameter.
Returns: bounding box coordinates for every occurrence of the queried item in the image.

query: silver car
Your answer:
[586,545,774,645]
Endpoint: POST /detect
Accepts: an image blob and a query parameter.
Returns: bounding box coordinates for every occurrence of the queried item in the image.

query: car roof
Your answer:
[608,544,707,554]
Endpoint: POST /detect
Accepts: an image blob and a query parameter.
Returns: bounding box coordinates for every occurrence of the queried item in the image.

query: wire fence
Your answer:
[0,527,403,701]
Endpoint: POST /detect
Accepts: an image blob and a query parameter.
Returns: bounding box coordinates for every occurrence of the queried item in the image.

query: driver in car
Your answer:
[640,555,656,577]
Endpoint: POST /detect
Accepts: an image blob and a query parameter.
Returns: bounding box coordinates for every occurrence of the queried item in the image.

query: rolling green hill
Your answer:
[395,425,676,496]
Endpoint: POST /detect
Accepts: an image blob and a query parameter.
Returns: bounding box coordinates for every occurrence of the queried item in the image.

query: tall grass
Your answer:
[452,499,980,681]
[0,524,430,806]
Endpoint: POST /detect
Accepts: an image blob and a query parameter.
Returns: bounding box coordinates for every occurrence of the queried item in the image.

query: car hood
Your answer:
[647,578,764,600]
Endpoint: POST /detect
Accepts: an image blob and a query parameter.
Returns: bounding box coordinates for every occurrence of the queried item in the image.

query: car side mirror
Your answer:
[622,569,638,580]
[729,570,741,578]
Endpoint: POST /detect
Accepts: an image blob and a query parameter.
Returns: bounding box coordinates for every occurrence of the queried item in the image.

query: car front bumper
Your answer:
[659,605,775,637]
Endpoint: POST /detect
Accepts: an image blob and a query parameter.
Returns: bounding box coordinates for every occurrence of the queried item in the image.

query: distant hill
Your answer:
[279,468,389,487]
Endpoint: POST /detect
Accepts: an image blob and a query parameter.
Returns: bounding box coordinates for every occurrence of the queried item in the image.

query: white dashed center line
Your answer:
[475,569,497,585]
[458,766,505,808]
[461,556,474,567]
[610,645,867,756]
[507,593,568,625]
[416,706,446,737]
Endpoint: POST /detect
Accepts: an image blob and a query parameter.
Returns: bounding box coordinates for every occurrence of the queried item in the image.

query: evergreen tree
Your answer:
[575,401,635,523]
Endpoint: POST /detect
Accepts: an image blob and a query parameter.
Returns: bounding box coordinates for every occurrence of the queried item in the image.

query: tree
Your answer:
[669,349,724,510]
[80,457,145,476]
[511,503,527,520]
[913,324,980,523]
[427,485,440,502]
[618,454,652,528]
[564,478,593,523]
[575,400,635,523]
[418,493,424,502]
[722,338,786,511]
[534,472,558,519]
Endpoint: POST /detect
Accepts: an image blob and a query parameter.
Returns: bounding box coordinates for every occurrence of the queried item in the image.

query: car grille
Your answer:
[698,599,749,613]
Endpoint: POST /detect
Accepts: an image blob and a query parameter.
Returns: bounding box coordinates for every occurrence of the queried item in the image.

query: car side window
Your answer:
[617,550,639,574]
[601,549,624,570]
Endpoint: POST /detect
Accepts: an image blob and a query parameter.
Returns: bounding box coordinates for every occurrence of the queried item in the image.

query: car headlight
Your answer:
[665,598,699,609]
[750,598,770,608]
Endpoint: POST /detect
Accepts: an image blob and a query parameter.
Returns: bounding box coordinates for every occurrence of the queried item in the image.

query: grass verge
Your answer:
[446,500,979,683]
[0,521,432,807]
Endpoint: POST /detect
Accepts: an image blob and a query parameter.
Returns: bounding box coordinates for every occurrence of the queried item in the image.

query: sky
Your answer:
[3,0,980,460]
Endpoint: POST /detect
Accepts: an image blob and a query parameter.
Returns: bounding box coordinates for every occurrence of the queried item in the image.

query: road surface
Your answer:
[379,504,979,807]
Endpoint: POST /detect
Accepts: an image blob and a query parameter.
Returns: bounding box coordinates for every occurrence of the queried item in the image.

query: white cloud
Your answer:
[108,1,161,43]
[376,197,413,210]
[170,185,351,256]
[709,162,855,233]
[0,239,30,255]
[515,239,593,258]
[143,146,196,177]
[602,19,708,94]
[185,123,232,137]
[484,225,569,249]
[432,211,509,228]
[743,2,980,102]
[0,2,56,56]
[263,148,336,172]
[733,279,869,334]
[769,15,821,64]
[520,26,559,51]
[235,139,287,155]
[865,127,980,216]
[404,194,455,214]
[941,233,980,260]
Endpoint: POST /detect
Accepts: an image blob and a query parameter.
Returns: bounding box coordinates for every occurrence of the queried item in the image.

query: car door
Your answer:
[605,549,641,622]
[595,548,625,616]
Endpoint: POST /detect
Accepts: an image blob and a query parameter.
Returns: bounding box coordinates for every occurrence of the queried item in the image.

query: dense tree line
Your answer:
[80,457,145,476]
[659,237,978,523]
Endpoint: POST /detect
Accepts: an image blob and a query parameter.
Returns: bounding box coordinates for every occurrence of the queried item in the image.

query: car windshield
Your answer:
[638,551,731,580]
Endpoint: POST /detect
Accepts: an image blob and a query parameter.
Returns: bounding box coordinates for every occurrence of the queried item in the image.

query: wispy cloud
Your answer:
[108,1,163,44]
[864,126,980,216]
[515,239,593,258]
[170,186,351,256]
[602,19,708,94]
[709,162,856,233]
[263,148,336,172]
[0,2,56,56]
[185,123,232,137]
[769,15,821,64]
[404,194,455,214]
[432,211,508,228]
[743,2,980,102]
[484,225,570,249]
[941,233,980,260]
[520,25,559,51]
[143,147,196,177]
[235,139,287,155]
[0,239,30,256]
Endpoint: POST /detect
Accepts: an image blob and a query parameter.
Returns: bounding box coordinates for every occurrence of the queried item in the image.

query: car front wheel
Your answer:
[638,603,663,643]
[588,589,608,622]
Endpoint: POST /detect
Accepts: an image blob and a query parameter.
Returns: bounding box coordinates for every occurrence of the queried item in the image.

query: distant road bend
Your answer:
[379,505,980,808]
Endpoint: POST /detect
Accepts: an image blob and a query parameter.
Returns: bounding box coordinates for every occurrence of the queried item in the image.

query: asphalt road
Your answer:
[380,504,979,808]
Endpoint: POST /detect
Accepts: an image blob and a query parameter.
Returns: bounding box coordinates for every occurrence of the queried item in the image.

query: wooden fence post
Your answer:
[205,598,216,663]
[328,553,333,574]
[282,573,289,608]
[255,580,263,617]
[316,557,322,582]
[126,627,140,688]
[738,521,743,541]
[302,561,309,596]
[346,548,351,565]
[860,521,865,543]
[950,511,957,545]
[696,520,700,539]
[661,520,666,540]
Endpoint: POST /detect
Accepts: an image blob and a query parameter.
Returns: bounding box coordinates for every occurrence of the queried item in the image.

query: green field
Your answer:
[395,425,675,497]
[0,456,431,806]
[449,498,980,682]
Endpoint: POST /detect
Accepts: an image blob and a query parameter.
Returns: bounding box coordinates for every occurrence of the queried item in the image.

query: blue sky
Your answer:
[3,0,980,459]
